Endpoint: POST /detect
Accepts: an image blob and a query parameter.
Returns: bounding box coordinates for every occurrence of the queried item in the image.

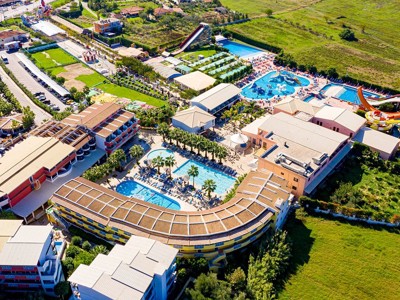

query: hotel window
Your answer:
[293,177,298,182]
[292,186,297,190]
[333,126,336,131]
[194,245,204,249]
[215,242,224,246]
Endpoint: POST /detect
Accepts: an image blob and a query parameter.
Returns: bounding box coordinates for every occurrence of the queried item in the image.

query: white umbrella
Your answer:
[248,159,258,169]
[230,133,249,145]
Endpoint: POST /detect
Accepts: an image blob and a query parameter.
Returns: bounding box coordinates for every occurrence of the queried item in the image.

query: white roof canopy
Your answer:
[231,133,248,144]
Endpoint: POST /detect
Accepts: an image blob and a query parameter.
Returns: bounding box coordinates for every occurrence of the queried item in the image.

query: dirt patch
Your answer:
[58,63,94,91]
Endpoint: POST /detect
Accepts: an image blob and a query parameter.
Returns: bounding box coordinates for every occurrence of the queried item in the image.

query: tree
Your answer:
[226,267,246,293]
[187,165,199,188]
[129,145,145,166]
[265,9,273,17]
[108,149,126,170]
[22,106,35,129]
[71,236,82,246]
[82,241,91,251]
[326,67,339,79]
[73,251,95,269]
[153,155,165,174]
[54,281,70,300]
[164,155,176,178]
[157,122,170,142]
[90,245,109,256]
[216,146,228,163]
[203,179,216,199]
[187,273,232,300]
[339,28,356,41]
[66,245,81,259]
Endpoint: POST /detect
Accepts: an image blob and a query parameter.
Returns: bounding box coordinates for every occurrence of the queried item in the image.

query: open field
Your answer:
[176,47,217,63]
[226,0,400,89]
[31,48,78,69]
[280,214,400,300]
[221,0,318,17]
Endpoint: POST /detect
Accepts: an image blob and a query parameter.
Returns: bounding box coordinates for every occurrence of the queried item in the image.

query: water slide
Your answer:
[357,87,400,119]
[172,24,205,55]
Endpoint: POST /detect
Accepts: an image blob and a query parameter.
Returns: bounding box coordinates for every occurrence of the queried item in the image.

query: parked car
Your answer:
[34,92,44,97]
[50,104,60,111]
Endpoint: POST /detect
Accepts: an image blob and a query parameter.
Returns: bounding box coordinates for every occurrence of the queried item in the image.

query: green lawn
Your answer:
[32,48,78,69]
[280,214,400,300]
[76,72,107,87]
[176,47,217,62]
[98,83,165,107]
[50,66,66,76]
[227,0,400,89]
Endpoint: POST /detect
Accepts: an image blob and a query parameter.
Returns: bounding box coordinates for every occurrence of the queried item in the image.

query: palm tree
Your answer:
[215,146,228,164]
[187,165,199,188]
[180,131,190,150]
[157,122,170,142]
[108,149,126,171]
[175,129,184,148]
[194,135,203,155]
[168,127,177,144]
[90,245,109,256]
[209,142,219,161]
[244,101,257,121]
[129,145,145,167]
[203,179,217,199]
[164,155,176,178]
[152,155,165,174]
[188,134,196,153]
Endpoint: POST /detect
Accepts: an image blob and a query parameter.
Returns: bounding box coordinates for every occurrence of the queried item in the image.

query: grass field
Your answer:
[176,47,217,62]
[98,83,165,107]
[76,72,106,87]
[226,0,400,89]
[280,213,400,300]
[32,48,78,69]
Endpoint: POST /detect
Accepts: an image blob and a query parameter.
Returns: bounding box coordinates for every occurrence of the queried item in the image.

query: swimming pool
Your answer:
[320,83,381,104]
[219,40,263,58]
[241,71,311,100]
[147,148,174,160]
[116,180,181,210]
[173,160,236,195]
[55,241,64,255]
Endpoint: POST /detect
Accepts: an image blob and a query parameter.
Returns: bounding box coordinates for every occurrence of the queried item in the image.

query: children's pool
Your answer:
[241,70,311,100]
[319,84,381,104]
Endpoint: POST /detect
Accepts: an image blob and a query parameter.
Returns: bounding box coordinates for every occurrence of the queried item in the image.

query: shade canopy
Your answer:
[230,133,249,145]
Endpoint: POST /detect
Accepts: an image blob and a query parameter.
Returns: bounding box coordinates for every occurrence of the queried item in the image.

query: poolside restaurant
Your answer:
[49,170,294,269]
[172,106,215,134]
[190,83,242,116]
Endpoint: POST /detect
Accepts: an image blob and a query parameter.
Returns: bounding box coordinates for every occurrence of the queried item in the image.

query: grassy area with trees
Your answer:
[225,0,400,90]
[279,212,400,300]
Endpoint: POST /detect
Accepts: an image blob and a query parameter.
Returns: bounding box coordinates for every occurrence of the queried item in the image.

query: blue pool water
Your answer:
[147,148,174,160]
[320,84,381,104]
[55,241,63,255]
[116,180,181,210]
[241,71,311,100]
[220,40,263,58]
[173,160,236,195]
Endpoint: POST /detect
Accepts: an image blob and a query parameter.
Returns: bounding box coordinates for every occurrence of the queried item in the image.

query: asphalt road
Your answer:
[6,52,68,110]
[0,65,50,124]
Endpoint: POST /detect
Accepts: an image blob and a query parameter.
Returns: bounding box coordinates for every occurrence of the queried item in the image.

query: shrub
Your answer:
[71,236,82,246]
[339,28,356,41]
[66,245,81,258]
[82,241,91,252]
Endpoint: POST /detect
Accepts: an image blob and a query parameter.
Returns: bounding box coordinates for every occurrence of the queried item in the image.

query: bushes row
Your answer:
[299,196,400,224]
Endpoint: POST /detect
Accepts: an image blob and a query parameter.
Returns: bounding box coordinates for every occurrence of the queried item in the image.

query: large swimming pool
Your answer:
[320,83,381,104]
[173,160,236,195]
[116,180,181,210]
[219,40,263,58]
[241,70,311,100]
[147,148,174,160]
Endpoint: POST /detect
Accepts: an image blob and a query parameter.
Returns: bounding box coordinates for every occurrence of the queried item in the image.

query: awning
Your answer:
[230,133,248,144]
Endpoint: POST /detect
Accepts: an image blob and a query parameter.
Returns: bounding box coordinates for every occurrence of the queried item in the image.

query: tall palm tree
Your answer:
[194,135,203,155]
[168,127,177,144]
[164,155,176,178]
[180,131,190,150]
[187,165,199,188]
[215,146,228,164]
[188,134,196,153]
[157,122,170,142]
[129,145,144,167]
[152,155,165,174]
[203,179,217,199]
[209,142,219,161]
[108,149,126,171]
[244,101,257,121]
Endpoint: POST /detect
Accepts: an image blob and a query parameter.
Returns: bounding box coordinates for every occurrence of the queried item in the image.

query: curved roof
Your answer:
[51,171,292,246]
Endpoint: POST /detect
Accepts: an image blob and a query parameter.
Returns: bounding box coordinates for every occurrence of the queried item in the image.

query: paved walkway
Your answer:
[51,15,84,34]
[0,64,50,124]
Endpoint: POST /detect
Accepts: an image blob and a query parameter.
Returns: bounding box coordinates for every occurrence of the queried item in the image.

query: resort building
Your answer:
[48,170,293,268]
[0,220,64,297]
[353,127,400,160]
[0,136,77,210]
[244,112,350,197]
[0,114,24,137]
[68,236,178,300]
[0,29,29,50]
[190,83,242,115]
[312,106,365,138]
[174,71,216,92]
[63,102,140,154]
[154,7,184,17]
[172,106,215,134]
[93,18,123,34]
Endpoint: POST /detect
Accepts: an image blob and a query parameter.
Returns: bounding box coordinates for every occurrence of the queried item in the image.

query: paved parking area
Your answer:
[6,52,68,111]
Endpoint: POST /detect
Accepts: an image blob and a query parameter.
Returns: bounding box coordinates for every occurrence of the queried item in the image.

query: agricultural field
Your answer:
[68,9,97,29]
[226,0,400,89]
[280,213,400,300]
